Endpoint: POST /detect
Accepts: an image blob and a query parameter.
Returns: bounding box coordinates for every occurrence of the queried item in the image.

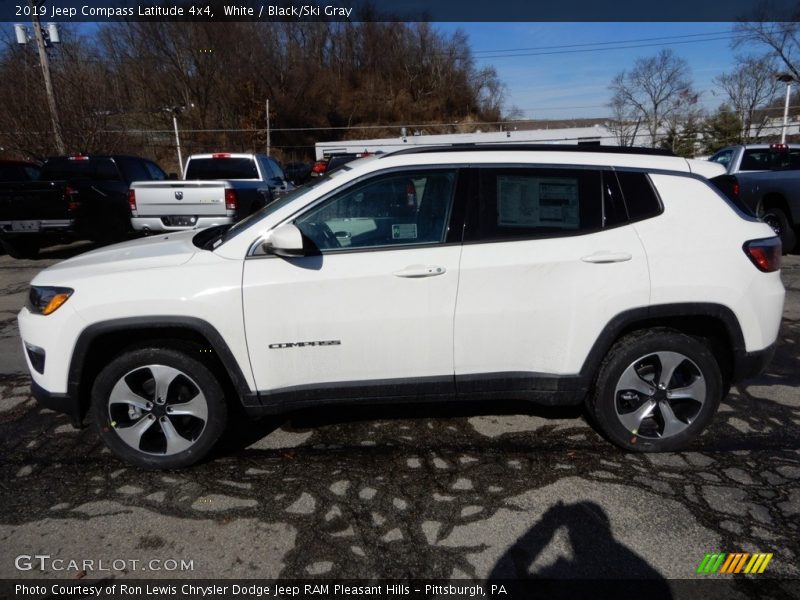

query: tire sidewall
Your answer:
[91,347,227,469]
[762,207,796,254]
[592,331,722,452]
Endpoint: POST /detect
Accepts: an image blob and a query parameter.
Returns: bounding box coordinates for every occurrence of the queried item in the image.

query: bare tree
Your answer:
[733,18,800,82]
[608,49,694,147]
[714,55,780,141]
[606,96,642,147]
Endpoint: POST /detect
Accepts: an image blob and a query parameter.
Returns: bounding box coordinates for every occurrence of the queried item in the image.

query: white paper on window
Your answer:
[497,176,579,229]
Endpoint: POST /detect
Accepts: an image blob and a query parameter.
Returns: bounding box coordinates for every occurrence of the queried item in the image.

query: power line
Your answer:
[470,34,748,60]
[470,29,739,56]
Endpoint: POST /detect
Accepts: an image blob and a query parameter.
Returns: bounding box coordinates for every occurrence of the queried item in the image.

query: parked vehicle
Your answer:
[0,160,41,182]
[310,152,374,179]
[20,144,783,468]
[710,143,800,252]
[283,161,312,185]
[0,155,166,258]
[129,153,292,234]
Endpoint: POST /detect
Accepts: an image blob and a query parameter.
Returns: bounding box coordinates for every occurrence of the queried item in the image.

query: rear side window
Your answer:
[710,149,734,167]
[467,167,605,241]
[740,148,799,171]
[144,161,167,180]
[269,158,286,180]
[116,157,150,183]
[0,163,39,181]
[615,171,662,222]
[185,158,259,180]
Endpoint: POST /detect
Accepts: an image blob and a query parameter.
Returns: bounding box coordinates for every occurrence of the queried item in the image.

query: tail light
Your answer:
[743,237,781,272]
[212,153,232,159]
[731,180,739,198]
[128,189,137,213]
[224,188,238,211]
[312,160,327,174]
[65,185,80,212]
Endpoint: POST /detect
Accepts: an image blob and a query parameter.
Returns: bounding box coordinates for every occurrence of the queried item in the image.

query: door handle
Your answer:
[393,265,446,278]
[581,252,632,264]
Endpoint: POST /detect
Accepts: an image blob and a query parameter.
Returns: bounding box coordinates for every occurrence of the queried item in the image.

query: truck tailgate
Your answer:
[131,181,228,216]
[0,181,69,221]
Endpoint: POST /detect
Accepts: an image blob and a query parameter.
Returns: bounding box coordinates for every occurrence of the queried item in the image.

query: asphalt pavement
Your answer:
[0,243,798,590]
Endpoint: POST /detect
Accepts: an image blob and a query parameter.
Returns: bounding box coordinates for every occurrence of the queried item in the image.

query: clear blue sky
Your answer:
[436,22,757,119]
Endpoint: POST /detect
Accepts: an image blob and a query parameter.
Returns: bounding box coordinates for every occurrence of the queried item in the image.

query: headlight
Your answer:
[27,286,74,315]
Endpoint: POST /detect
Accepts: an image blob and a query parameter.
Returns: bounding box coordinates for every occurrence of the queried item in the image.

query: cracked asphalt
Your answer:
[0,243,798,588]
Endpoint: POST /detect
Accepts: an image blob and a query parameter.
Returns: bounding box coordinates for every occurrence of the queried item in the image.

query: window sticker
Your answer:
[392,223,418,239]
[497,176,579,229]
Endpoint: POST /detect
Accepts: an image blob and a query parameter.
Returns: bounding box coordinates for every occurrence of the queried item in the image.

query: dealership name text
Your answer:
[16,584,504,597]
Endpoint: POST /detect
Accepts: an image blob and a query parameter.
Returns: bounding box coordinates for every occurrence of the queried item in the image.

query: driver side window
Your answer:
[294,170,457,251]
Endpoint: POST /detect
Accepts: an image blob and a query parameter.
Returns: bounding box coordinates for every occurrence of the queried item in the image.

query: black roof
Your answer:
[383,143,675,158]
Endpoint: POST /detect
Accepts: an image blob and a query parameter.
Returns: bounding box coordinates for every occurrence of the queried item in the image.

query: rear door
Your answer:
[454,166,651,392]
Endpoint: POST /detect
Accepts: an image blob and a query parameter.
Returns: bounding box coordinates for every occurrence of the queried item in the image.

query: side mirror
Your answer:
[262,222,305,257]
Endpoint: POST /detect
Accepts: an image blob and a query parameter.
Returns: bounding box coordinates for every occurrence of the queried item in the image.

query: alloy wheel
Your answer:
[613,351,707,439]
[107,364,208,456]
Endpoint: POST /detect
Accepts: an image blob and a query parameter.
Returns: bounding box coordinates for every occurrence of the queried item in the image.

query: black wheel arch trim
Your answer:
[578,302,756,386]
[68,316,258,422]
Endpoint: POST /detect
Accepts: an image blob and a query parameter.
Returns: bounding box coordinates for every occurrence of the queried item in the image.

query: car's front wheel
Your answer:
[589,329,723,452]
[91,347,227,469]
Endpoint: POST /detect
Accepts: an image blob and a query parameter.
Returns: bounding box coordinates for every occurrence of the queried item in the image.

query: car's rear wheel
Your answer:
[761,206,795,254]
[589,329,722,452]
[91,347,227,469]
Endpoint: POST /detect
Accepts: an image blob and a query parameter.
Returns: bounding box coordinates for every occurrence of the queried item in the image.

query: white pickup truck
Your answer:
[129,153,292,233]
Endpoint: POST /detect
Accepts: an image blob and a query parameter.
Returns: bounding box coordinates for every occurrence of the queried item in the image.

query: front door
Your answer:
[242,167,464,403]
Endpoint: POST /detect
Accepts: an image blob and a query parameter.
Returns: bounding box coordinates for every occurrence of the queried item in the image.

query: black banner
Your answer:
[2,579,800,600]
[2,0,800,23]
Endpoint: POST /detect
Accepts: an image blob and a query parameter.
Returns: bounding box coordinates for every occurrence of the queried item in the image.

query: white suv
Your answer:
[18,145,785,469]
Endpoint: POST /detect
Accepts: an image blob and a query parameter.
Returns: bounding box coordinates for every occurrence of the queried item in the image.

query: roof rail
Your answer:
[382,143,676,158]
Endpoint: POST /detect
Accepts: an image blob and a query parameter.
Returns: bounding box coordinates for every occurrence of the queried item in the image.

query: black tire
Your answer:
[1,238,40,259]
[589,329,722,452]
[761,206,796,254]
[91,347,227,469]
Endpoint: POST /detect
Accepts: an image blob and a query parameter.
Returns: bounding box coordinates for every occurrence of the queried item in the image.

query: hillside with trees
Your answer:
[0,21,504,169]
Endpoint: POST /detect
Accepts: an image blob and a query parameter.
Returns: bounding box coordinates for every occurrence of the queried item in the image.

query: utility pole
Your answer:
[777,74,794,145]
[172,111,183,174]
[266,99,270,157]
[29,0,65,154]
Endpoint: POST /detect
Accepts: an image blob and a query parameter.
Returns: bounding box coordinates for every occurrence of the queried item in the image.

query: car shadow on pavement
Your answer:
[488,500,672,598]
[213,400,586,458]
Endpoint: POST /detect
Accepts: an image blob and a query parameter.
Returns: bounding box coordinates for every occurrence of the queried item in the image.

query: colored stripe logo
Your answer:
[697,553,773,574]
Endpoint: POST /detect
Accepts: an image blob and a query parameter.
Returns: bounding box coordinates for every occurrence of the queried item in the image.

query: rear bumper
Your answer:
[132,216,233,232]
[733,342,777,383]
[31,380,83,427]
[0,220,75,236]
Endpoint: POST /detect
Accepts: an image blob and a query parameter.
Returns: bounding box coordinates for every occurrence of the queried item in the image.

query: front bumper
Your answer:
[31,380,83,427]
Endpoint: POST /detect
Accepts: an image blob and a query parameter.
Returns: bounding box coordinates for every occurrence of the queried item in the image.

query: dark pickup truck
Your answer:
[0,155,167,258]
[710,143,800,253]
